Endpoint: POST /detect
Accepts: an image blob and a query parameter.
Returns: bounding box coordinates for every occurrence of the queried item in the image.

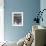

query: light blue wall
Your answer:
[4,0,40,42]
[40,0,46,27]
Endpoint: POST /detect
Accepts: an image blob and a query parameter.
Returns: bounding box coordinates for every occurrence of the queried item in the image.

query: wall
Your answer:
[4,0,40,42]
[40,0,46,27]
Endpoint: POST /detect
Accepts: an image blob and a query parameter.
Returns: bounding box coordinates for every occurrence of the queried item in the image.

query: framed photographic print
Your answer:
[12,12,23,26]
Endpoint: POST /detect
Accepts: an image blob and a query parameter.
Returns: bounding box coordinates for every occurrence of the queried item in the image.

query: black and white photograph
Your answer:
[12,12,23,26]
